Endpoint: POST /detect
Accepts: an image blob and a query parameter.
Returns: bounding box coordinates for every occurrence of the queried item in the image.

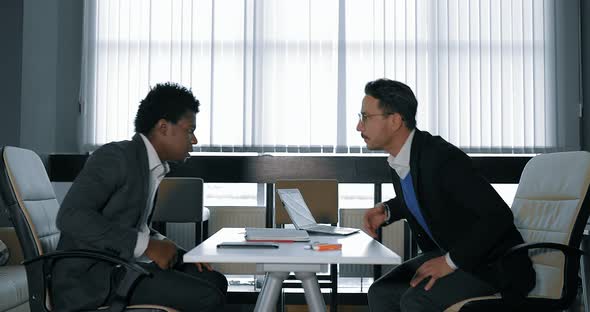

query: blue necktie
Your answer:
[400,173,434,240]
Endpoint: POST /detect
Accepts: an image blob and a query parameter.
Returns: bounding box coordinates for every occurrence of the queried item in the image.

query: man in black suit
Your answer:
[361,79,535,312]
[53,83,227,311]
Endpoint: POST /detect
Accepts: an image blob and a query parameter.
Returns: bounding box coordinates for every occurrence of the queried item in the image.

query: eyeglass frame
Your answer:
[357,112,397,124]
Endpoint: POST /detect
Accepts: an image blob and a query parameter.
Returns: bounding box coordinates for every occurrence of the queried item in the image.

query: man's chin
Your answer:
[365,143,377,150]
[168,154,191,164]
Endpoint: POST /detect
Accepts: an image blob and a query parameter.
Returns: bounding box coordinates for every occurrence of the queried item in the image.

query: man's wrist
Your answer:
[444,252,458,270]
[382,202,392,225]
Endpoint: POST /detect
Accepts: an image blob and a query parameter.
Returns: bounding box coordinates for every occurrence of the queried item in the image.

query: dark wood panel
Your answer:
[48,154,90,182]
[470,156,532,183]
[168,156,392,183]
[48,154,531,184]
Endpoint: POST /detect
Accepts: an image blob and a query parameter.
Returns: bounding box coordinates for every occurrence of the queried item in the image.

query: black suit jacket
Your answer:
[53,134,163,311]
[384,129,535,303]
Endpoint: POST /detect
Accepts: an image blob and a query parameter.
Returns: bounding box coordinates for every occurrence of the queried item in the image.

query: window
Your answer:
[80,0,581,153]
[339,183,375,209]
[204,183,259,207]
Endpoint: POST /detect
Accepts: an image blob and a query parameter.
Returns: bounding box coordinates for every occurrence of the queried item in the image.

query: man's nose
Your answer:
[356,120,363,132]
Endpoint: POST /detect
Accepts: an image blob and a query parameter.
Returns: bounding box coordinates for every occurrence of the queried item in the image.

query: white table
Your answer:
[184,227,401,312]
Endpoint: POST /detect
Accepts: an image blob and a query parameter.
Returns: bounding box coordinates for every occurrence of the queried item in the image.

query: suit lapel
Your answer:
[409,130,436,229]
[409,130,422,198]
[132,134,150,227]
[390,166,402,199]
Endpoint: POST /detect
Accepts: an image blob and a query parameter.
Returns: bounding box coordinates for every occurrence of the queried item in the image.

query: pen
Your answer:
[247,239,297,243]
[312,243,342,251]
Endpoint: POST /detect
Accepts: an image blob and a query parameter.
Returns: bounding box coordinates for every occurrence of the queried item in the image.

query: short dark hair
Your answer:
[364,79,417,129]
[134,82,200,134]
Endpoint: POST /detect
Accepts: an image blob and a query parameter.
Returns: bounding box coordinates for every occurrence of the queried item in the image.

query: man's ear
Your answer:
[155,119,169,135]
[390,113,403,130]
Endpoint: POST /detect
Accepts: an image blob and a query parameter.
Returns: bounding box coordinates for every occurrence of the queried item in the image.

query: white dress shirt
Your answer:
[385,130,458,270]
[133,134,170,261]
[386,130,415,179]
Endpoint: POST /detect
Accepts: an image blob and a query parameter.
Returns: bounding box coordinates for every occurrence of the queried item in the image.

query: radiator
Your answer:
[339,209,403,277]
[167,206,266,274]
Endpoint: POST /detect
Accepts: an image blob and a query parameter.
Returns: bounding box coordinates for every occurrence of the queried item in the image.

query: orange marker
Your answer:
[312,243,342,251]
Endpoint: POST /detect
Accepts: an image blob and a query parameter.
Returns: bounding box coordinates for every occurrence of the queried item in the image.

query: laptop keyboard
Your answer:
[311,224,338,232]
[308,224,359,235]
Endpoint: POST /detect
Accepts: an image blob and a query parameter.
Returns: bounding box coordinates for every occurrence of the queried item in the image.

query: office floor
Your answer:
[285,305,367,312]
[225,276,589,312]
[283,291,588,312]
[283,306,366,312]
[225,304,368,312]
[285,292,587,312]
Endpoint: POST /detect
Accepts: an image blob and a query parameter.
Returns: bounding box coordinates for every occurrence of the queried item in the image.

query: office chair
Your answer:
[445,151,590,312]
[151,177,210,247]
[0,146,177,312]
[274,179,339,312]
[0,226,28,312]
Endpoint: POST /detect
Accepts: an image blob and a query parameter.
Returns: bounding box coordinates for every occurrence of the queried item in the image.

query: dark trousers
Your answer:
[368,251,497,312]
[123,251,228,312]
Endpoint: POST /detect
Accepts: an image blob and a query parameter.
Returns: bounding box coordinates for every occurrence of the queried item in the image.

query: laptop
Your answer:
[276,188,359,235]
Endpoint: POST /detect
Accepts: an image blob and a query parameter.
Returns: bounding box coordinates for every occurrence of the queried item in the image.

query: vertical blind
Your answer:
[80,0,581,153]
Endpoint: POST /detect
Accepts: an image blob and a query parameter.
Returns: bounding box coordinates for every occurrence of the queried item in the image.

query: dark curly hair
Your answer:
[364,79,417,129]
[134,82,200,135]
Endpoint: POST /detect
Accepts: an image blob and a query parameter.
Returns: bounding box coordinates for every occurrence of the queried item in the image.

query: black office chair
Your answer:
[151,177,209,247]
[446,151,590,312]
[0,146,177,312]
[275,179,339,312]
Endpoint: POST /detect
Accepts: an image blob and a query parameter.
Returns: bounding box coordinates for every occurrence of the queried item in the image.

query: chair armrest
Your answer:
[501,242,583,260]
[22,249,150,274]
[0,227,23,264]
[23,250,151,312]
[497,241,583,306]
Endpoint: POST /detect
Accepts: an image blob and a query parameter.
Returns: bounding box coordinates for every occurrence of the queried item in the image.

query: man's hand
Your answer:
[145,239,178,270]
[363,203,388,238]
[195,262,213,272]
[410,256,455,290]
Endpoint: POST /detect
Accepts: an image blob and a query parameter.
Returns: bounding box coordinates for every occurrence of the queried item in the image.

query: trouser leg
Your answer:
[368,251,497,312]
[368,252,439,312]
[128,262,227,312]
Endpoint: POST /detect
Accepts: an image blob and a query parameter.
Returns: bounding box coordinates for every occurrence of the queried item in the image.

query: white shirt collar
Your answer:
[387,129,415,179]
[139,133,170,175]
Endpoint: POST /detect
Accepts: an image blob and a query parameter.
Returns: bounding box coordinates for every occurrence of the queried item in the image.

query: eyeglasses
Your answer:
[357,112,394,124]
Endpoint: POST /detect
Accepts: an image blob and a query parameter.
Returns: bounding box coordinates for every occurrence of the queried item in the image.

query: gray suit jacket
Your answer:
[53,134,156,311]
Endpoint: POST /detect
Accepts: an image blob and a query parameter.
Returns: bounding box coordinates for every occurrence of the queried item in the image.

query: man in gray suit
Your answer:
[53,83,227,311]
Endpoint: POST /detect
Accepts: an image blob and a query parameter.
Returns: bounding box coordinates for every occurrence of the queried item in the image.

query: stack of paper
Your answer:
[245,227,310,242]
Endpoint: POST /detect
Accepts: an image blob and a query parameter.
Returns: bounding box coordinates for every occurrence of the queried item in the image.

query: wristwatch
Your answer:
[381,202,393,225]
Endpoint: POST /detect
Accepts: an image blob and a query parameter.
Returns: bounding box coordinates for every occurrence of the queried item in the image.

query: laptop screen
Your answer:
[276,189,317,227]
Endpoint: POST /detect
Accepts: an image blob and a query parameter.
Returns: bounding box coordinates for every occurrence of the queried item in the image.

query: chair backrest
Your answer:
[274,179,338,226]
[511,151,590,299]
[153,177,204,223]
[0,146,61,259]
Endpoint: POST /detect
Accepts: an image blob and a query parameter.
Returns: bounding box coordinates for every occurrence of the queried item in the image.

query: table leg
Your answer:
[254,271,289,312]
[295,271,327,312]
